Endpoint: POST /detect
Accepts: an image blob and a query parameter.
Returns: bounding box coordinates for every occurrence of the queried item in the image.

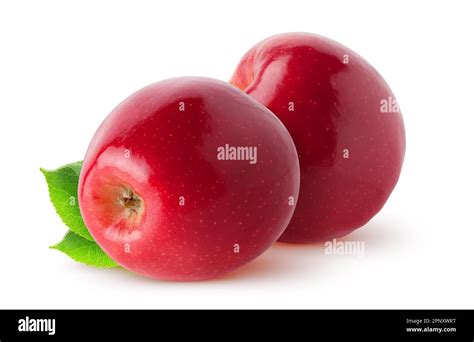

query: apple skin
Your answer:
[78,77,299,281]
[231,33,405,243]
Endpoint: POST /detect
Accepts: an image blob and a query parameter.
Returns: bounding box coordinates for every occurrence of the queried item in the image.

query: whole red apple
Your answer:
[78,77,299,281]
[231,33,405,243]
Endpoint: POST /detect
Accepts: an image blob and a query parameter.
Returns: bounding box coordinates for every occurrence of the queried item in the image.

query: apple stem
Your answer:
[119,188,143,219]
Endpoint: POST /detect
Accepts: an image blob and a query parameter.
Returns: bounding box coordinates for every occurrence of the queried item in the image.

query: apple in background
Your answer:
[231,33,405,243]
[78,77,299,281]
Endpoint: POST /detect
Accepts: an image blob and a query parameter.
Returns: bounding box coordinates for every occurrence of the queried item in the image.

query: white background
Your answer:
[0,0,473,309]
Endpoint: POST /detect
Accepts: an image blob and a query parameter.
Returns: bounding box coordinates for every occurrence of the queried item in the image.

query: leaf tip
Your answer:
[40,167,51,177]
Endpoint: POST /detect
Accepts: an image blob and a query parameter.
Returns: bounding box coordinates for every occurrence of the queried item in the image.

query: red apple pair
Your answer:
[79,33,405,281]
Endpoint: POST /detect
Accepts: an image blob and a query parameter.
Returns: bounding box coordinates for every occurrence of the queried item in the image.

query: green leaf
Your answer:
[40,161,93,241]
[41,161,119,269]
[51,231,118,268]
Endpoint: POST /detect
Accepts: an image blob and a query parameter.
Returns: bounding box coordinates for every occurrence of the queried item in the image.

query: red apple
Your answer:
[78,77,299,281]
[231,33,405,243]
